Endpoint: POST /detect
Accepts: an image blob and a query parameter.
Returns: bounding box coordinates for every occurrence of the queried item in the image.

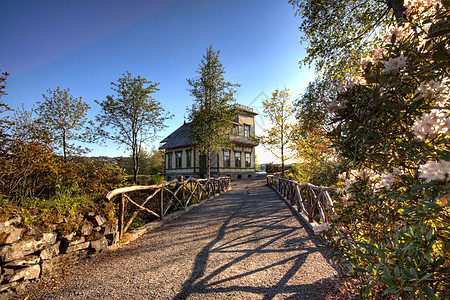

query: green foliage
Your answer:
[187,45,237,177]
[317,3,450,298]
[36,87,91,160]
[119,147,164,175]
[260,87,298,175]
[291,161,339,187]
[94,71,171,183]
[0,71,12,155]
[289,0,400,80]
[291,79,339,186]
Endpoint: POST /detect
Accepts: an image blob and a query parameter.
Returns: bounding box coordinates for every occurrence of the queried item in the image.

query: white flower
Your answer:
[405,0,441,16]
[383,54,407,74]
[419,160,450,182]
[313,223,331,235]
[383,26,406,44]
[412,110,450,140]
[380,171,396,189]
[417,80,449,106]
[371,48,386,60]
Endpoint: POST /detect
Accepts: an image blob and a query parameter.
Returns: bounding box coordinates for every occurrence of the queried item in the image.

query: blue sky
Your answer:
[1,0,315,163]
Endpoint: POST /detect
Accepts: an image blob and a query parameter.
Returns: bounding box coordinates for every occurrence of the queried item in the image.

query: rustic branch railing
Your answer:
[106,176,230,239]
[267,175,336,227]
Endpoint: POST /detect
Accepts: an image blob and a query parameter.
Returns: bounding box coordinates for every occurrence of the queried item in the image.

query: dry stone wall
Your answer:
[0,211,119,297]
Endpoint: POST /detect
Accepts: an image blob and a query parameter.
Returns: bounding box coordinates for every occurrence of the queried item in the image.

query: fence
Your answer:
[106,176,231,239]
[267,175,335,228]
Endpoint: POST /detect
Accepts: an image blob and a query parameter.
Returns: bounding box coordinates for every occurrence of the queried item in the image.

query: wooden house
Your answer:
[159,104,258,180]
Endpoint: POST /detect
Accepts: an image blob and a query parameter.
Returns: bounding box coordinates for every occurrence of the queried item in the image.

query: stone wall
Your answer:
[0,211,119,297]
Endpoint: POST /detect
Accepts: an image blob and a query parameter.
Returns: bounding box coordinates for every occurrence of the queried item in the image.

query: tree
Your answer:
[289,0,407,80]
[187,45,237,178]
[260,87,297,176]
[94,71,171,183]
[0,71,12,155]
[291,78,339,185]
[36,87,90,160]
[119,147,164,175]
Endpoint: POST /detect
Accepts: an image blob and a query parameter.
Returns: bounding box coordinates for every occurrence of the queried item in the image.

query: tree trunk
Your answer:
[62,129,67,161]
[281,144,285,178]
[133,146,139,183]
[207,150,211,178]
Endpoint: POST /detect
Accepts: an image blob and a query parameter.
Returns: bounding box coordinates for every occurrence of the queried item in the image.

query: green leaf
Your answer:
[424,249,433,262]
[438,266,450,274]
[383,286,397,295]
[428,28,450,39]
[381,275,397,287]
[394,266,401,277]
[420,273,433,281]
[403,286,414,292]
[422,286,438,300]
[410,268,419,278]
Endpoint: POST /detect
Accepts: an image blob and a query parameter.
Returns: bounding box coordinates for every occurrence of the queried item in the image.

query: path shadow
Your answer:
[173,179,338,300]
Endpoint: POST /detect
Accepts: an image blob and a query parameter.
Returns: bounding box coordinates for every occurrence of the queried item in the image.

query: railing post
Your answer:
[181,176,186,209]
[160,188,164,220]
[118,193,124,239]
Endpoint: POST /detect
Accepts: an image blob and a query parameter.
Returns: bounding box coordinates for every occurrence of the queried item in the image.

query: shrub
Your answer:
[320,2,450,299]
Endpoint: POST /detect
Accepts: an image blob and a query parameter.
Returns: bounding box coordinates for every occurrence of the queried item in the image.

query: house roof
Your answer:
[159,122,194,150]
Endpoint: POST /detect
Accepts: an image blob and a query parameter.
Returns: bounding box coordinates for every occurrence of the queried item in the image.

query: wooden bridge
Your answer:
[23,178,342,300]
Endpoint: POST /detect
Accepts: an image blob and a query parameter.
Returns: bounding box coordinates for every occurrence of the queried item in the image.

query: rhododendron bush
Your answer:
[322,1,450,298]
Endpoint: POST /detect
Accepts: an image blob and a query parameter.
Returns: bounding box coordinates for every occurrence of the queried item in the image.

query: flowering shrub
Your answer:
[322,1,450,298]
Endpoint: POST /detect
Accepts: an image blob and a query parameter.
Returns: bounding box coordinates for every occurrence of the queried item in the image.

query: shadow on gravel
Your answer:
[174,179,339,300]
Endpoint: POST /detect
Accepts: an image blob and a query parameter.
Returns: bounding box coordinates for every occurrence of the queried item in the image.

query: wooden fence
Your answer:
[106,176,231,239]
[267,175,335,226]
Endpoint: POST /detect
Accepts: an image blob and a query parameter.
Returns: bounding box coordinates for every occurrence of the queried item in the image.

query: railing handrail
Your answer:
[106,177,225,201]
[268,176,336,192]
[106,176,231,240]
[266,174,336,233]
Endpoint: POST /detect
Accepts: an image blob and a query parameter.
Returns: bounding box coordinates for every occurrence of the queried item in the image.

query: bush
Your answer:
[320,2,450,299]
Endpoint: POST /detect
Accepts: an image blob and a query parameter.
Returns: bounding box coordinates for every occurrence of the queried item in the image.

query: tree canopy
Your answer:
[289,0,407,79]
[36,87,90,160]
[94,71,171,183]
[187,45,237,178]
[260,87,297,176]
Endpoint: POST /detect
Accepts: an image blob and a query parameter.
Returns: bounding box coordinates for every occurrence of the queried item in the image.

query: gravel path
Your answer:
[22,178,341,299]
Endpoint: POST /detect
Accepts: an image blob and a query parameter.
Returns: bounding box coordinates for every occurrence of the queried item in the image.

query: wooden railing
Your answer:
[267,175,335,227]
[106,176,231,239]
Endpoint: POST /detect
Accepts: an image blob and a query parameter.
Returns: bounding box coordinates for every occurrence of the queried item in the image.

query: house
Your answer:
[159,104,258,180]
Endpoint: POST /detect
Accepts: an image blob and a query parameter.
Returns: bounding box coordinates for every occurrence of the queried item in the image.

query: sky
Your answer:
[1,0,315,163]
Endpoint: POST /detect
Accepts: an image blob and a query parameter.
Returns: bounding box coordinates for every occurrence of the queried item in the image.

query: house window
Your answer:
[175,151,182,168]
[186,149,192,168]
[223,150,230,168]
[235,151,241,168]
[244,124,251,137]
[245,152,251,168]
[232,125,239,136]
[166,152,172,169]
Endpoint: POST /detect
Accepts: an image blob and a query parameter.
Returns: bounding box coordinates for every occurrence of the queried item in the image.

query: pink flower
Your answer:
[383,54,407,74]
[419,160,450,182]
[412,110,450,140]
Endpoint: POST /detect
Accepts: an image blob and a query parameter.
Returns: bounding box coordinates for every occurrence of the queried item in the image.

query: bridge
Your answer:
[23,178,342,299]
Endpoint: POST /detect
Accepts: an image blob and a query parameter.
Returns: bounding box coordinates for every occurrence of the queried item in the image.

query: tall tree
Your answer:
[187,45,237,178]
[289,0,407,80]
[94,71,171,183]
[36,87,90,160]
[260,87,297,176]
[292,79,339,185]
